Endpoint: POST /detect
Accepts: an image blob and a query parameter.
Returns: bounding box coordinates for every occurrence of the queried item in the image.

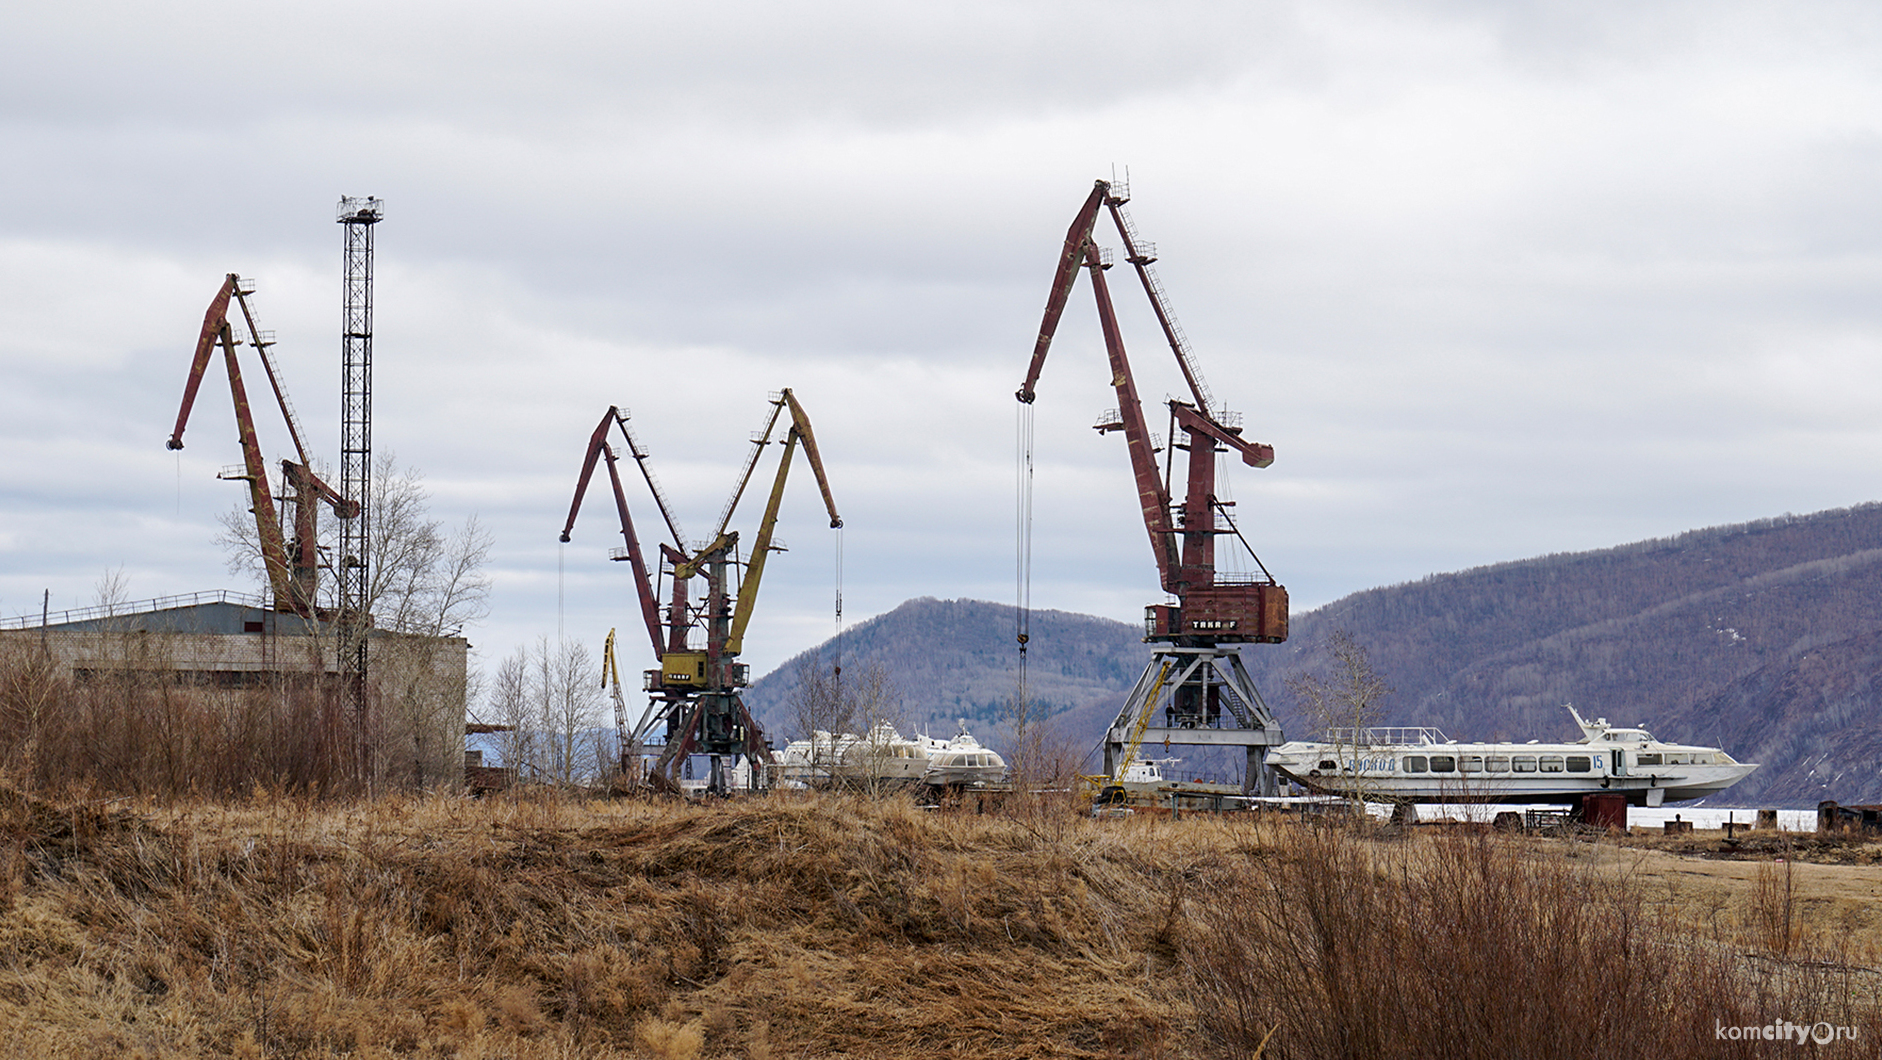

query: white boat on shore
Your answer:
[775,719,1006,788]
[1265,705,1758,807]
[919,723,1008,787]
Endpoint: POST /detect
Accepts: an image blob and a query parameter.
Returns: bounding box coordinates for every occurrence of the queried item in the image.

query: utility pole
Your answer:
[338,195,382,787]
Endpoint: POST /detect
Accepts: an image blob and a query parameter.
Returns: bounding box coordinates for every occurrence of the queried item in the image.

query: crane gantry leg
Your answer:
[1102,647,1284,797]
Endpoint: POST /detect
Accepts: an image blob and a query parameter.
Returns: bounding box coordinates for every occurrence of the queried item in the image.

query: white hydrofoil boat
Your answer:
[1265,705,1757,807]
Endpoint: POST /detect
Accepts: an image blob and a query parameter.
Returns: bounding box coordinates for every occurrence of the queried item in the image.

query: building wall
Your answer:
[0,611,468,791]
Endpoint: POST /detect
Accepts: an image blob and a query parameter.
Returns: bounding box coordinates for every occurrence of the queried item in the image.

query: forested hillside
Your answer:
[1249,503,1882,806]
[749,504,1882,806]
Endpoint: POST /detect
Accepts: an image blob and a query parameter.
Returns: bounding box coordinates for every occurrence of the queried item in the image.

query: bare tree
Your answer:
[541,638,602,785]
[845,662,905,797]
[94,566,132,621]
[363,459,492,636]
[788,653,856,779]
[1287,629,1393,803]
[486,647,537,777]
[1003,683,1032,792]
[217,451,492,635]
[479,639,603,787]
[785,655,906,790]
[217,454,491,790]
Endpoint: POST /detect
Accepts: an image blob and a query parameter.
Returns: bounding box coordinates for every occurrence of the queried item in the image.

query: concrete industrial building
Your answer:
[0,590,468,789]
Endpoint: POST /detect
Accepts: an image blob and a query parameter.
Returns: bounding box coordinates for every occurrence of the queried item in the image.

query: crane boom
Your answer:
[168,274,238,452]
[560,406,666,657]
[1104,196,1215,415]
[724,389,841,657]
[614,412,687,550]
[1082,241,1180,590]
[603,627,630,778]
[1115,660,1173,778]
[217,325,294,609]
[715,398,788,539]
[779,389,842,529]
[1017,182,1108,404]
[169,274,352,618]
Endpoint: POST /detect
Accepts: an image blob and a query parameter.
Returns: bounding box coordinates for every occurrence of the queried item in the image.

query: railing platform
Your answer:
[0,589,270,630]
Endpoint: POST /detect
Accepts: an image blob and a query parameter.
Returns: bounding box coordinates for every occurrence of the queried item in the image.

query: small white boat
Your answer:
[920,721,1008,787]
[1264,704,1758,807]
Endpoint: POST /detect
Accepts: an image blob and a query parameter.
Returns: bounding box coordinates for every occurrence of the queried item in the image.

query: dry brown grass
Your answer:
[0,637,357,798]
[0,791,1875,1058]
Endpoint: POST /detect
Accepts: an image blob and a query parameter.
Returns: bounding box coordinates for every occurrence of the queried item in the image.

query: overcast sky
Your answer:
[5,1,1882,685]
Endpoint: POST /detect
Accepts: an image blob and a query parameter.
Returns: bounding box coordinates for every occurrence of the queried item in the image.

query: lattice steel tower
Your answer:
[337,195,382,773]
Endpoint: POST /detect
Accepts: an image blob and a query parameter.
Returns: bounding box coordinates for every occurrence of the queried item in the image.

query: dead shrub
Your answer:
[1182,824,1882,1060]
[634,1016,704,1060]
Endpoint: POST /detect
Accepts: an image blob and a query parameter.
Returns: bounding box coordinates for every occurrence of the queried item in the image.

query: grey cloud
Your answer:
[7,1,1882,679]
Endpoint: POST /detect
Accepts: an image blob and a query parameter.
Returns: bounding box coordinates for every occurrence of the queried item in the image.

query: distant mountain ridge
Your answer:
[748,503,1882,806]
[743,597,1140,744]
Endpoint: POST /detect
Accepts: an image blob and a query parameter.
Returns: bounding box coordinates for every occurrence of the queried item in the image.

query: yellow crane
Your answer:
[564,390,840,795]
[649,389,841,793]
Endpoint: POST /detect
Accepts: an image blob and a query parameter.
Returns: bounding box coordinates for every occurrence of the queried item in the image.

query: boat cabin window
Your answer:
[1539,755,1566,773]
[1428,755,1455,773]
[1486,756,1510,773]
[1317,760,1337,771]
[1512,756,1537,773]
[1565,756,1592,773]
[1459,755,1483,773]
[1403,756,1428,773]
[1636,753,1662,766]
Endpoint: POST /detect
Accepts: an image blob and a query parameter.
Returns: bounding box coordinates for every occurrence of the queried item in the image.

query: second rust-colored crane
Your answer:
[168,273,356,619]
[560,406,673,660]
[1017,179,1287,791]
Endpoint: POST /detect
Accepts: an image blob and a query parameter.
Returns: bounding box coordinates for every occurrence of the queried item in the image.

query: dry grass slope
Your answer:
[0,790,1876,1058]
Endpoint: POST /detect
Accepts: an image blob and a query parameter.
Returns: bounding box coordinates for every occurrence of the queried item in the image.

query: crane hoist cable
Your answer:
[1015,398,1035,729]
[832,520,845,694]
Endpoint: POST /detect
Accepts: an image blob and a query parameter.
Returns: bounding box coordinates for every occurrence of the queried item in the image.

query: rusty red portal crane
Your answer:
[561,390,841,795]
[1018,179,1285,793]
[168,274,357,620]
